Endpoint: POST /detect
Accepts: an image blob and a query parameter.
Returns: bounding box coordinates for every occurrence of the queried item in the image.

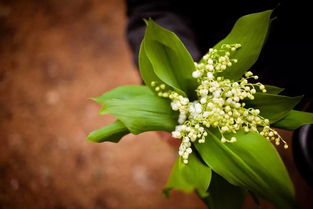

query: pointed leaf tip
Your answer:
[164,153,212,198]
[209,10,273,80]
[141,19,198,98]
[87,120,130,143]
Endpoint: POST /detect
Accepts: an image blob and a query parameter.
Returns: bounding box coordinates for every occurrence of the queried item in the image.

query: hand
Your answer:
[156,131,180,147]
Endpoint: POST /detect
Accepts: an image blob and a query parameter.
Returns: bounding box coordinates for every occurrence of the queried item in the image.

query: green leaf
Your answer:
[91,85,177,135]
[202,172,245,209]
[103,95,178,134]
[93,85,154,103]
[273,110,313,130]
[210,10,272,80]
[195,129,296,209]
[139,39,164,89]
[264,85,284,94]
[143,19,198,99]
[87,120,130,143]
[93,85,154,114]
[254,84,284,95]
[164,152,212,198]
[245,93,303,123]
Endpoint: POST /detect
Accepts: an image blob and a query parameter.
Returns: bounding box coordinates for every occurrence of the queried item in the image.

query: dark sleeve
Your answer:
[125,0,201,67]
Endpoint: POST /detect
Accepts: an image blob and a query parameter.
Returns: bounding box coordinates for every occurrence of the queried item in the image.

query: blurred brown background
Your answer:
[0,0,312,209]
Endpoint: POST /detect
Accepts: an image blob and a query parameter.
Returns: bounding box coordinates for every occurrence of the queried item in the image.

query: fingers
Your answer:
[156,131,180,147]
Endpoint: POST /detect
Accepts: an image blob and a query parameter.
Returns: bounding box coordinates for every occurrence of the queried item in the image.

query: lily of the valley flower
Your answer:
[152,44,288,163]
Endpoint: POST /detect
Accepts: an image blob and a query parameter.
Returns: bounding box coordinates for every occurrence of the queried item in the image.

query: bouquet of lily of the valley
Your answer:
[87,10,313,209]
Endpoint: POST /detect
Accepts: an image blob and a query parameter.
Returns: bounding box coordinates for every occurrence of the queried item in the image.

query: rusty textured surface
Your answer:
[0,1,312,209]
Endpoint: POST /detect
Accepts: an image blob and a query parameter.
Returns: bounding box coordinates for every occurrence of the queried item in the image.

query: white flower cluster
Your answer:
[152,44,287,164]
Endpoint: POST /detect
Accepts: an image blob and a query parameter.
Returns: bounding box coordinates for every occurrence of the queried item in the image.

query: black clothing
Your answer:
[126,0,313,98]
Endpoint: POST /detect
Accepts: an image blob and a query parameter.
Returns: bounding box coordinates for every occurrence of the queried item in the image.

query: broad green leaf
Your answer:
[93,85,153,104]
[103,95,178,134]
[253,84,284,95]
[195,129,296,209]
[143,19,198,99]
[87,120,130,143]
[264,85,284,94]
[164,152,212,198]
[209,10,272,80]
[202,172,245,209]
[245,93,303,123]
[93,85,154,114]
[139,40,164,89]
[92,85,177,135]
[273,110,313,130]
[94,85,154,102]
